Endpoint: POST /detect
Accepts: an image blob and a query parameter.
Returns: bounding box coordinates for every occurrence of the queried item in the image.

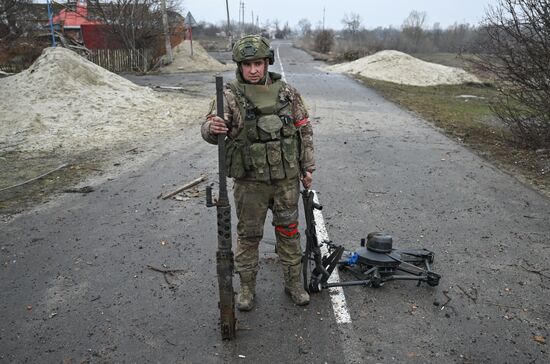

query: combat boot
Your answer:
[283,264,310,306]
[236,271,256,311]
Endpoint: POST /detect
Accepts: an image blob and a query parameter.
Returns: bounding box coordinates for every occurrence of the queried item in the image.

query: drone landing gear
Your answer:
[306,233,441,293]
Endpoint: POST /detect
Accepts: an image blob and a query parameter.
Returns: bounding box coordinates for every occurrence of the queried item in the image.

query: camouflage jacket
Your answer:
[201,72,315,173]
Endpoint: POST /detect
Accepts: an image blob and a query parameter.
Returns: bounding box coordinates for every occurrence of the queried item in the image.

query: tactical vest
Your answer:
[225,75,301,181]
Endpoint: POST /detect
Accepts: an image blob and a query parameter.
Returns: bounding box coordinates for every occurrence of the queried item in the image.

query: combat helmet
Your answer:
[232,35,274,65]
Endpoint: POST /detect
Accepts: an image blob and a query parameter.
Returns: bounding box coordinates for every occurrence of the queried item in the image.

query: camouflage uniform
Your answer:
[201,35,314,309]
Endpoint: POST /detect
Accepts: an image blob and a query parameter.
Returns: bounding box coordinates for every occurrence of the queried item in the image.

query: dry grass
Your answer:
[356,75,549,196]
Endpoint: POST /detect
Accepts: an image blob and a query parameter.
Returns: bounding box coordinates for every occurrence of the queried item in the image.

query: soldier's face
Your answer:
[241,59,267,84]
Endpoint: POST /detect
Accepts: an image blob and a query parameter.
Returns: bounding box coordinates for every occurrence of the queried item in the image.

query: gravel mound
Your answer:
[0,47,205,155]
[326,50,480,86]
[161,40,233,73]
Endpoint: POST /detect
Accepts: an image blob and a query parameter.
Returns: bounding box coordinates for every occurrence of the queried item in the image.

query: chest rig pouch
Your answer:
[226,78,300,181]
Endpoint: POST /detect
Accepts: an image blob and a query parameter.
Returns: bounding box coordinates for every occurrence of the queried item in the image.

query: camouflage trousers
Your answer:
[233,177,302,273]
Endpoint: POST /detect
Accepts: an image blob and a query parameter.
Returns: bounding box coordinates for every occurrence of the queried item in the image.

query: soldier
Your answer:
[201,35,315,311]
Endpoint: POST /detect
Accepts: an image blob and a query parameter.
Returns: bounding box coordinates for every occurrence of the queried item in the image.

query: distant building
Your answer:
[50,0,101,43]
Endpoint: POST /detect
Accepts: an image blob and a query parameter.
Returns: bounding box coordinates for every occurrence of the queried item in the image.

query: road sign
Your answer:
[185,12,197,27]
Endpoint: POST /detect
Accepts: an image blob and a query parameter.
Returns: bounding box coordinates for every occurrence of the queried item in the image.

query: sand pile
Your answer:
[0,47,206,155]
[326,50,480,86]
[162,40,233,73]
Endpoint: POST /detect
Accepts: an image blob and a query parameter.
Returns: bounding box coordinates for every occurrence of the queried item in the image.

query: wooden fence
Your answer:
[0,64,27,73]
[87,48,155,73]
[0,47,156,74]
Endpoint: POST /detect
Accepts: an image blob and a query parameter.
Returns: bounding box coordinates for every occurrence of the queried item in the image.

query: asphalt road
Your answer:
[1,42,549,363]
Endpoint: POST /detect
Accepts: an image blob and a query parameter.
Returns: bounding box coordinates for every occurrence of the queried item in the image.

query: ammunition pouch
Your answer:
[249,143,269,181]
[257,115,283,141]
[225,139,246,178]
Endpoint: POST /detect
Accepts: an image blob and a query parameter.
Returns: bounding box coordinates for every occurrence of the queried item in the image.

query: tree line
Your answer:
[2,0,548,148]
[300,2,550,149]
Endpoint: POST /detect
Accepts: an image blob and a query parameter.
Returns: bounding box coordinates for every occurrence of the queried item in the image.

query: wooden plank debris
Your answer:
[161,175,207,200]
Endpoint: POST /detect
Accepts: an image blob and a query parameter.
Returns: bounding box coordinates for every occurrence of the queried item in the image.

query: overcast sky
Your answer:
[182,0,498,30]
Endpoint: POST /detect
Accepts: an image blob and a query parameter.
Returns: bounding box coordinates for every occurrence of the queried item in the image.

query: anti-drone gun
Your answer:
[206,76,236,340]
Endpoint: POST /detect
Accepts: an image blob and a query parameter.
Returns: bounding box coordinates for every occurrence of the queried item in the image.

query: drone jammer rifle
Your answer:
[206,76,236,340]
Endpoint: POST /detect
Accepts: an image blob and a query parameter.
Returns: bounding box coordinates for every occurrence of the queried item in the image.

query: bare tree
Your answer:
[88,0,181,51]
[273,18,280,38]
[0,0,34,39]
[474,0,550,148]
[297,18,312,37]
[402,10,427,51]
[341,12,362,38]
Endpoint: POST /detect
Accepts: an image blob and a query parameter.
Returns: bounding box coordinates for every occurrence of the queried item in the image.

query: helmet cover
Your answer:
[232,35,274,65]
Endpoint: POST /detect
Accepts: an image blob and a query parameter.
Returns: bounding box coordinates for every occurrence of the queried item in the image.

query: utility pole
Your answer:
[225,0,232,47]
[238,1,241,28]
[241,1,245,32]
[46,0,56,47]
[251,10,254,32]
[160,0,172,64]
[323,7,326,30]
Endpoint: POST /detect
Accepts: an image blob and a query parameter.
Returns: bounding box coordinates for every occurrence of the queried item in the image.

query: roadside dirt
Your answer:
[325,50,480,86]
[0,47,210,218]
[161,40,233,73]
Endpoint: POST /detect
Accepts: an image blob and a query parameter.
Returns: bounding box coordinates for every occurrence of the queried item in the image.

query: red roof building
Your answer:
[51,0,101,30]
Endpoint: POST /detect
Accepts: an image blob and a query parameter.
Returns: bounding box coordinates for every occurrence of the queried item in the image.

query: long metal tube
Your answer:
[214,76,236,340]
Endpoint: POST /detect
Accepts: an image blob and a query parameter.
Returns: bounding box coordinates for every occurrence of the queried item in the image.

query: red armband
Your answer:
[293,118,309,127]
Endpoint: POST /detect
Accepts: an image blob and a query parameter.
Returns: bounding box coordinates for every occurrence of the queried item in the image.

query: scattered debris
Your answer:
[153,85,185,91]
[181,189,201,198]
[456,94,485,99]
[147,264,186,288]
[165,338,177,346]
[0,163,69,192]
[533,335,546,344]
[236,324,252,331]
[63,186,94,194]
[519,262,550,281]
[441,290,452,310]
[457,284,478,303]
[161,175,207,200]
[152,85,202,95]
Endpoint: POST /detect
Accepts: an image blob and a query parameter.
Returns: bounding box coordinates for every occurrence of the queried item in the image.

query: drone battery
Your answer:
[366,233,393,253]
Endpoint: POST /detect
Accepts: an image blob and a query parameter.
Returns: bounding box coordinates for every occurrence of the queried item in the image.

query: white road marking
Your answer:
[312,191,352,324]
[277,44,362,363]
[276,45,286,81]
[277,43,352,324]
